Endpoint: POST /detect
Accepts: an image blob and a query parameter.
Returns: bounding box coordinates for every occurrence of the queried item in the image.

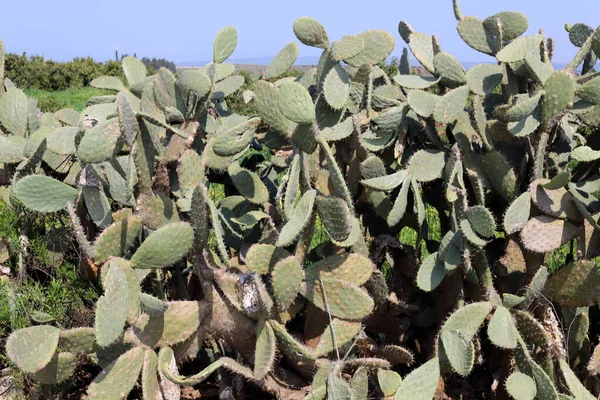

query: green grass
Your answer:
[25,87,112,112]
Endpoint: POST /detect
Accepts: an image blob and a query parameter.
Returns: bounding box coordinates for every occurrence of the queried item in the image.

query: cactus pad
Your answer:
[345,30,395,67]
[434,52,467,85]
[130,222,194,269]
[465,206,496,238]
[408,149,446,182]
[323,64,350,110]
[276,189,316,247]
[331,35,364,61]
[87,347,145,400]
[14,175,78,213]
[300,278,374,320]
[271,256,303,310]
[395,357,440,400]
[293,17,330,49]
[59,328,96,354]
[6,325,60,373]
[0,88,28,135]
[542,71,576,126]
[520,216,579,253]
[407,90,440,118]
[278,81,315,124]
[305,253,373,286]
[487,306,518,349]
[264,42,299,80]
[505,372,537,400]
[228,163,269,205]
[466,64,504,96]
[315,319,361,357]
[433,85,469,124]
[544,261,600,306]
[32,352,77,384]
[213,26,238,64]
[254,319,276,379]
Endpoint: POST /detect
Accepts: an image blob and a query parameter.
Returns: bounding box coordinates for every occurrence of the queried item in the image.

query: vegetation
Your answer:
[2,1,600,399]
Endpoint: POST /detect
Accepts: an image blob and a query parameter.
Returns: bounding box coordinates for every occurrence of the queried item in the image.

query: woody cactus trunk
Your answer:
[3,0,600,398]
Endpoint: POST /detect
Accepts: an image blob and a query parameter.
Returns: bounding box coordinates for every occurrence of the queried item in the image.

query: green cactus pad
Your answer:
[520,216,579,253]
[87,347,145,400]
[559,358,596,400]
[245,244,289,274]
[32,352,77,384]
[300,278,374,320]
[139,293,169,317]
[331,35,364,61]
[440,302,492,376]
[305,253,373,286]
[542,71,576,126]
[59,328,96,354]
[394,357,440,400]
[320,117,354,141]
[269,320,316,363]
[433,85,469,124]
[408,149,446,182]
[315,319,362,357]
[483,151,517,201]
[323,64,350,110]
[351,367,369,399]
[228,163,269,205]
[0,134,26,163]
[378,369,403,396]
[503,192,531,234]
[78,118,123,164]
[504,91,544,121]
[345,30,395,67]
[213,117,260,157]
[406,32,435,73]
[95,261,129,347]
[6,325,60,373]
[577,76,600,104]
[360,156,387,180]
[254,319,276,380]
[465,206,496,238]
[387,179,410,227]
[14,175,78,213]
[130,222,194,269]
[434,52,467,85]
[328,373,354,398]
[82,186,112,229]
[213,75,245,99]
[176,70,211,99]
[176,149,203,194]
[122,56,147,86]
[496,34,543,63]
[416,252,446,292]
[484,12,528,41]
[137,192,180,230]
[505,372,537,400]
[466,64,504,96]
[315,195,353,243]
[141,350,160,400]
[460,219,488,248]
[457,17,495,55]
[407,90,440,118]
[276,189,316,247]
[393,74,439,89]
[278,81,315,124]
[487,306,518,349]
[293,17,330,49]
[264,42,299,80]
[90,76,125,91]
[569,23,594,47]
[271,256,303,310]
[54,108,79,126]
[133,301,205,348]
[47,126,78,155]
[544,261,600,306]
[213,26,238,64]
[531,183,581,221]
[571,146,600,162]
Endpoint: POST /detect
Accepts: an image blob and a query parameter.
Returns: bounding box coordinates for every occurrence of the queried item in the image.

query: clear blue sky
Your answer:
[0,0,597,64]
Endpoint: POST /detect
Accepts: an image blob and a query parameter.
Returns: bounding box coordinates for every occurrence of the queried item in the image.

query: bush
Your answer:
[2,3,600,399]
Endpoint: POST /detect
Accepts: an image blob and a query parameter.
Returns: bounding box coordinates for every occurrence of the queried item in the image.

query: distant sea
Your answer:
[177,57,574,71]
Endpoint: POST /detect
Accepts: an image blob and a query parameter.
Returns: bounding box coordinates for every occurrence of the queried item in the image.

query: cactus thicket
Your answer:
[3,2,600,398]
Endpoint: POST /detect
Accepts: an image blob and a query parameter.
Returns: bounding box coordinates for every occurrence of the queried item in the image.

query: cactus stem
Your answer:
[66,201,95,260]
[533,130,549,181]
[318,278,341,362]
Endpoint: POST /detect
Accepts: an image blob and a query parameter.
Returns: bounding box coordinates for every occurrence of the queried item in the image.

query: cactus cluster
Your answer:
[3,1,600,398]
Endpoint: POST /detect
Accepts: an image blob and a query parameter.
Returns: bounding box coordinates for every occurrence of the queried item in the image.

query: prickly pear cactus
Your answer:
[3,1,600,398]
